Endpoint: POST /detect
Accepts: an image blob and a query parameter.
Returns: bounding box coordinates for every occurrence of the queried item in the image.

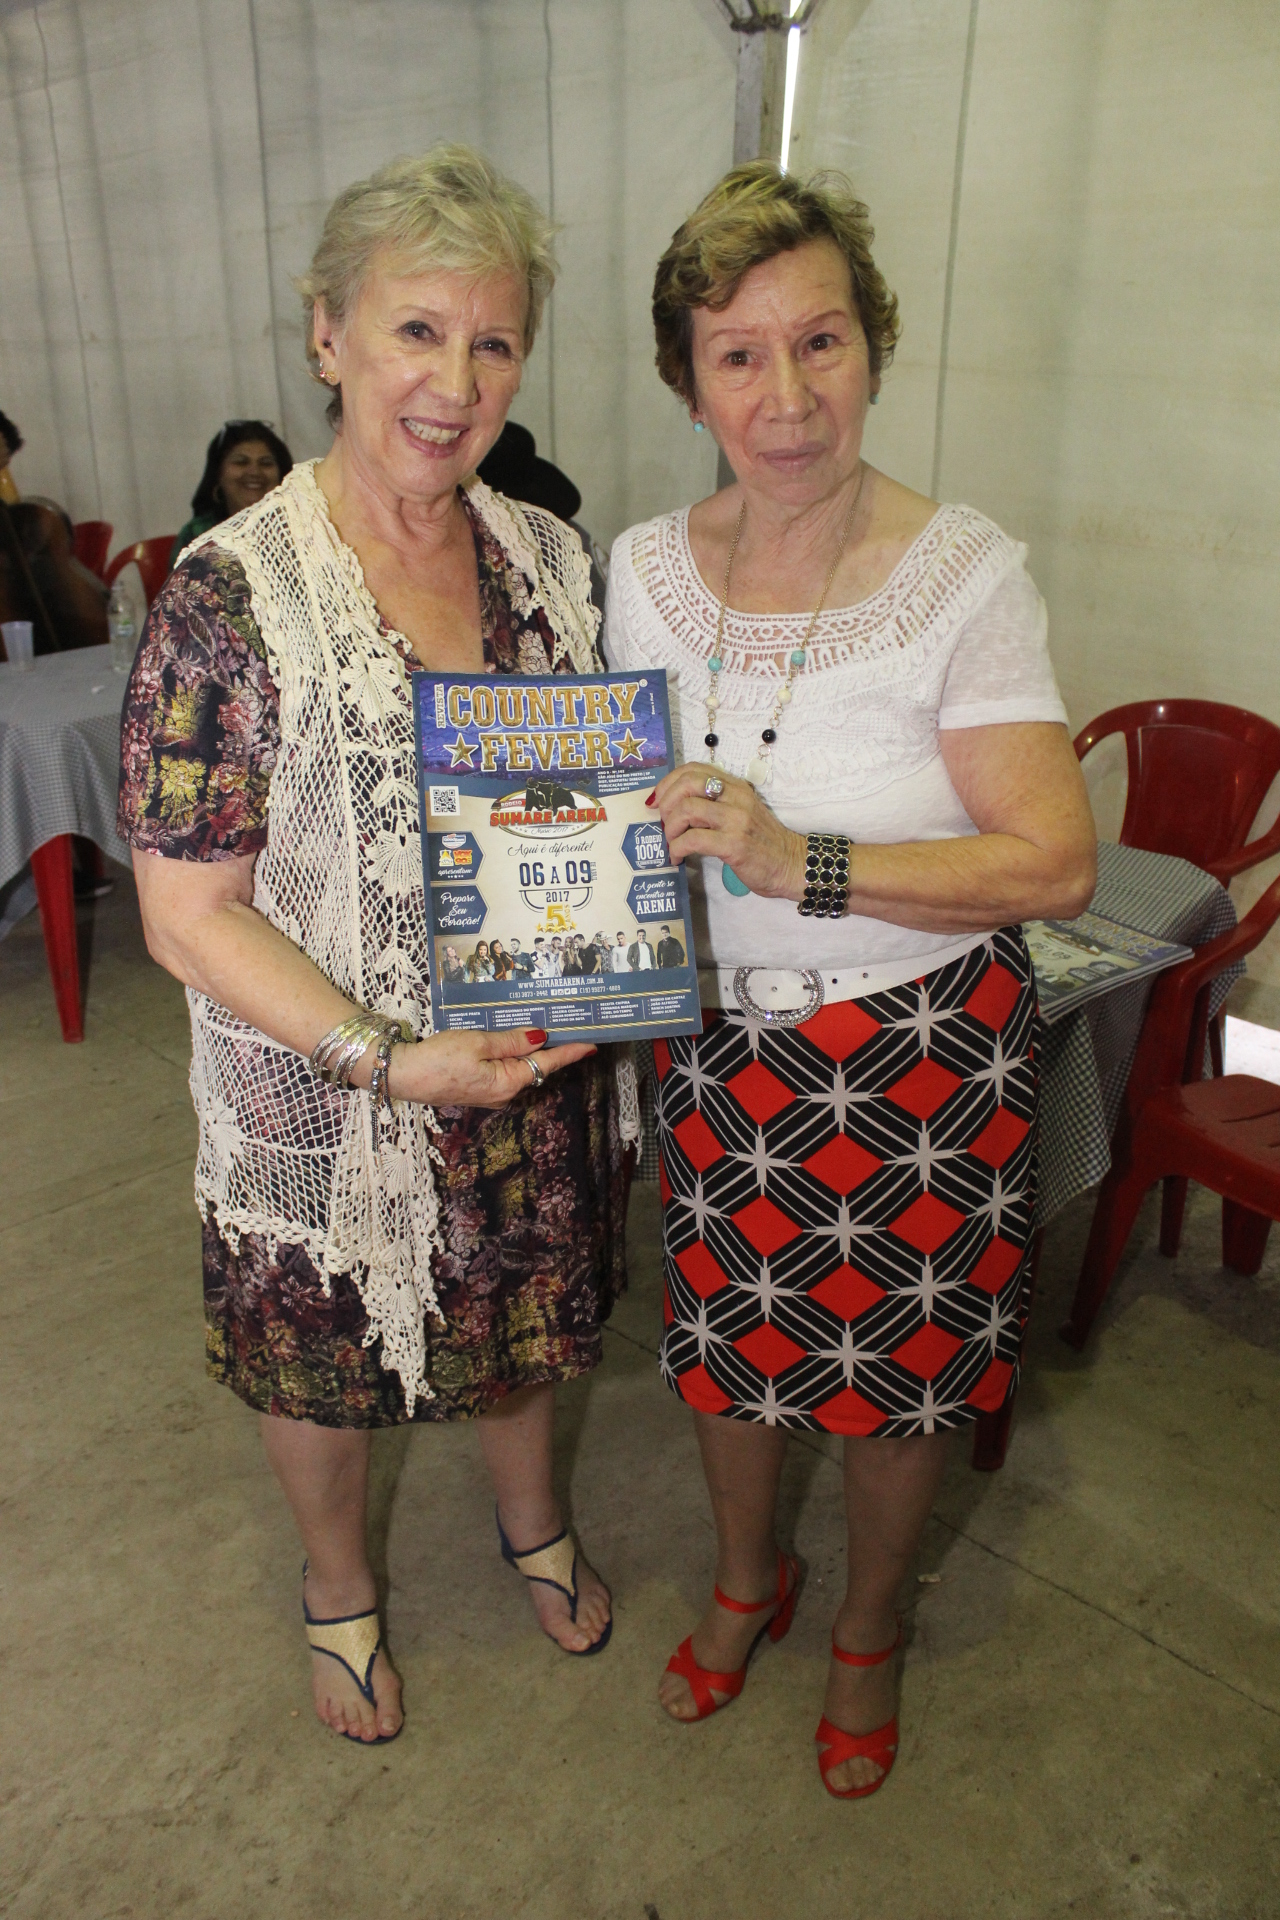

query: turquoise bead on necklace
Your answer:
[704,478,865,895]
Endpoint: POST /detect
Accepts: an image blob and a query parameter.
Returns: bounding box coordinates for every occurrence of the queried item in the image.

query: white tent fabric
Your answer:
[0,0,733,550]
[792,0,1280,986]
[793,0,1280,741]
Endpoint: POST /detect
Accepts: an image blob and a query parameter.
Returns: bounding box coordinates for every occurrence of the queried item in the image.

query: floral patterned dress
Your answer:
[118,494,628,1427]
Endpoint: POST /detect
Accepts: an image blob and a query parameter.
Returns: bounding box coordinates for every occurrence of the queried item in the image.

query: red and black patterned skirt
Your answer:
[654,927,1039,1436]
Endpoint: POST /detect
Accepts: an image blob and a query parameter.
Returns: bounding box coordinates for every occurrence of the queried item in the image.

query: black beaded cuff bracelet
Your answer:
[798,832,851,919]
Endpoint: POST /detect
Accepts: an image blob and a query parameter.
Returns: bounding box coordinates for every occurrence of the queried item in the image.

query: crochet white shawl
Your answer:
[184,460,610,1411]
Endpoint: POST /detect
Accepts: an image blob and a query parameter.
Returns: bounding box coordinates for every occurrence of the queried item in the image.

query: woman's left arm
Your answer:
[655,721,1097,933]
[847,721,1096,928]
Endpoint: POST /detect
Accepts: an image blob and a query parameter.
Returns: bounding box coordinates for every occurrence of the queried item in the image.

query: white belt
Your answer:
[698,937,987,1026]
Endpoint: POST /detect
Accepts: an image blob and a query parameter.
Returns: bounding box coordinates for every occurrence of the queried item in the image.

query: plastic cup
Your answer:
[1,621,34,670]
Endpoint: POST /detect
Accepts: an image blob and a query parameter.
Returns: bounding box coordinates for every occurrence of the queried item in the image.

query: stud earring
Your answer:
[869,392,880,405]
[693,420,706,433]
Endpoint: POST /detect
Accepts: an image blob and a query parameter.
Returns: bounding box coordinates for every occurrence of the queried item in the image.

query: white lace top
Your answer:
[604,502,1068,978]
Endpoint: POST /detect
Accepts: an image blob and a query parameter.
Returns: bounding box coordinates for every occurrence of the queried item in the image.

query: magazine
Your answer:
[1024,910,1192,1024]
[412,668,702,1046]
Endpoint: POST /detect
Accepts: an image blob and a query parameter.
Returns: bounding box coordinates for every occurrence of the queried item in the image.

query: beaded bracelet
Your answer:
[368,1026,402,1115]
[798,832,851,919]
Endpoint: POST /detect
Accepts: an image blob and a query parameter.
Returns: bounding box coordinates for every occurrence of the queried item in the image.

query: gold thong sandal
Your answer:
[497,1508,613,1656]
[302,1568,402,1744]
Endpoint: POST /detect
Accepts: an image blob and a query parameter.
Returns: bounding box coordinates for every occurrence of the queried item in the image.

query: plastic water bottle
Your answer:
[107,579,136,675]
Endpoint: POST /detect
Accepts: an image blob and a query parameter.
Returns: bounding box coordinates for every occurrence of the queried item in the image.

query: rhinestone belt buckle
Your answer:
[732,966,824,1028]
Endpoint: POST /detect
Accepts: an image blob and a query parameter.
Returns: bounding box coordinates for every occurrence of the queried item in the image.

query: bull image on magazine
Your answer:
[413,669,702,1046]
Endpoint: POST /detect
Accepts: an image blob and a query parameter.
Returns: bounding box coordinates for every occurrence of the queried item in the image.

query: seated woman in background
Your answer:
[0,409,23,503]
[0,499,108,651]
[0,408,107,651]
[170,420,293,565]
[608,162,1095,1801]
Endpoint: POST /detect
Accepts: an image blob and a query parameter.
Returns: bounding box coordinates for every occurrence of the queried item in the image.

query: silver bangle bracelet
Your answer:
[310,1010,411,1091]
[329,1029,378,1086]
[310,1016,382,1088]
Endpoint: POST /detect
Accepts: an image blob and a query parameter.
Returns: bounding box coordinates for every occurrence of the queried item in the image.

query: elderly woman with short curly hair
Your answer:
[119,146,631,1743]
[606,162,1095,1797]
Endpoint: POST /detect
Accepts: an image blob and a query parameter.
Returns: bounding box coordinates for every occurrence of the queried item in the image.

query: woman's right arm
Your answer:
[124,551,587,1108]
[134,849,589,1108]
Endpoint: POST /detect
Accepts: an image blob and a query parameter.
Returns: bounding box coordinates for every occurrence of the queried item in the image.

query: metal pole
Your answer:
[717,0,825,167]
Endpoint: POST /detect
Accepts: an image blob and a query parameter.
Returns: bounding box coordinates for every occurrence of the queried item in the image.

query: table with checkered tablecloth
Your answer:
[633,841,1241,1227]
[0,644,131,891]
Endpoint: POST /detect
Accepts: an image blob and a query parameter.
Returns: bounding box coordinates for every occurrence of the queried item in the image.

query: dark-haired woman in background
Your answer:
[0,408,108,653]
[170,420,293,565]
[0,409,23,504]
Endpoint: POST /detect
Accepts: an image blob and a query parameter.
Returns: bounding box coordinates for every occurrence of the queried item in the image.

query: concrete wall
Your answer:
[793,0,1280,986]
[0,0,732,552]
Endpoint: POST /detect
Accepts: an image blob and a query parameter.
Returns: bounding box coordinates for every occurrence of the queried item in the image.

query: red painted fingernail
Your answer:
[525,1028,547,1045]
[644,790,657,807]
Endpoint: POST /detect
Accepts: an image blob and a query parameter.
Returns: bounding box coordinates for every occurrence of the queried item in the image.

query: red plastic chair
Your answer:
[1061,871,1280,1349]
[1074,700,1280,885]
[1076,699,1280,1072]
[105,536,176,607]
[72,519,113,579]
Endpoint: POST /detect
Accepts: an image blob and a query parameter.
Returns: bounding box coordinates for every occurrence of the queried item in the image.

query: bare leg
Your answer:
[260,1414,403,1741]
[477,1382,611,1653]
[822,1429,951,1791]
[658,1412,790,1721]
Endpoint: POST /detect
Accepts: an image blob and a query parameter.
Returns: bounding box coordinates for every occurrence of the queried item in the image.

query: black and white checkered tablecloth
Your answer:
[0,645,131,890]
[633,841,1242,1224]
[1034,840,1240,1223]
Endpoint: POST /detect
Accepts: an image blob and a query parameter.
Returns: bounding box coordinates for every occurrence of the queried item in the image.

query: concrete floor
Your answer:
[3,874,1278,1920]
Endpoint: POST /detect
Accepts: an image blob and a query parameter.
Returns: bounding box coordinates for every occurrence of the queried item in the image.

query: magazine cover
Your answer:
[1025,910,1192,1024]
[413,668,702,1046]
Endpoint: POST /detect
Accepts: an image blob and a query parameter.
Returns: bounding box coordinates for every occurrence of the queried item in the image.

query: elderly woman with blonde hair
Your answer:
[118,147,631,1742]
[606,162,1095,1797]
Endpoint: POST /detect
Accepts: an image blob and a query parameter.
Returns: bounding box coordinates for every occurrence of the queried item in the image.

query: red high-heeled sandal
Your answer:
[815,1618,903,1799]
[664,1549,800,1721]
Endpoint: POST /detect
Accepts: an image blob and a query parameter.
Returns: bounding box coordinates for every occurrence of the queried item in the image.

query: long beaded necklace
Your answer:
[704,469,865,895]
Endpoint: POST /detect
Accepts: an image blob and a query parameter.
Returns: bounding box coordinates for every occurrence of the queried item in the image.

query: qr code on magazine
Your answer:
[429,786,460,817]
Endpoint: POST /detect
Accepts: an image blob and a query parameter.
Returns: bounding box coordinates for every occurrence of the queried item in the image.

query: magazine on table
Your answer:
[1024,909,1192,1024]
[413,667,702,1046]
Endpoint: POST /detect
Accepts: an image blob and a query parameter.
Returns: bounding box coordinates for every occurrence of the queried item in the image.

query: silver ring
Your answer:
[526,1056,546,1089]
[703,775,725,800]
[732,966,824,1028]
